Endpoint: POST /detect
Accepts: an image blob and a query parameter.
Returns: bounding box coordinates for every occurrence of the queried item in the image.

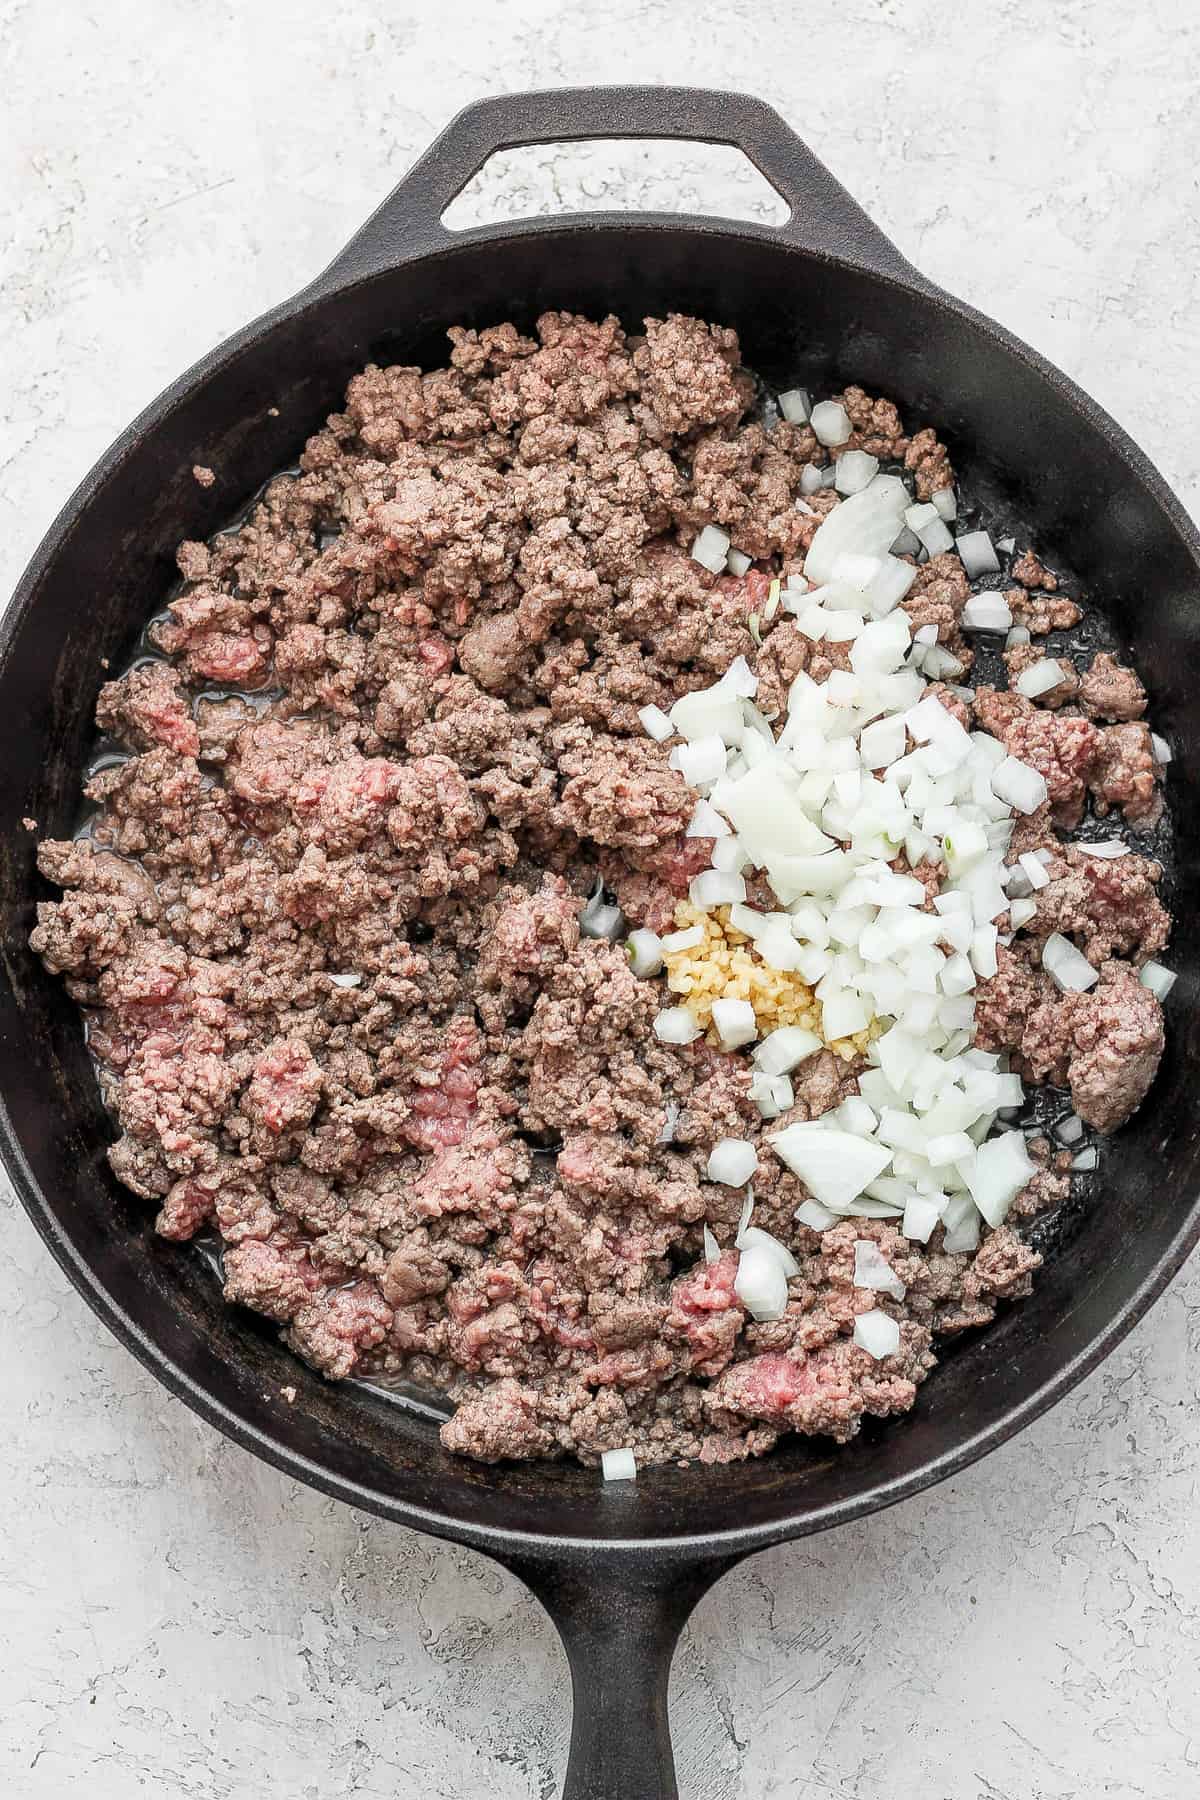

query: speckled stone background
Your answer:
[4,4,1200,1796]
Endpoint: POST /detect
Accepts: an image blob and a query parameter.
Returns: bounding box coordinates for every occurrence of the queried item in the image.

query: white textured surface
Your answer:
[4,5,1200,1795]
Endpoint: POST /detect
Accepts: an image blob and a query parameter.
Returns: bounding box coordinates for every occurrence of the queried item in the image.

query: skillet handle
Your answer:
[322,85,916,283]
[500,1549,743,1800]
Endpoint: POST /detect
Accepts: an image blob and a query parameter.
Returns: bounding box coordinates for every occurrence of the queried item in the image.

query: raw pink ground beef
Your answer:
[31,313,1167,1466]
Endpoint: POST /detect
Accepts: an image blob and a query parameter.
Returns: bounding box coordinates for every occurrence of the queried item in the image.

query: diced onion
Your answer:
[707,1138,759,1187]
[749,1069,794,1118]
[962,593,1013,632]
[956,530,1001,577]
[853,1308,900,1359]
[690,869,747,908]
[1018,851,1050,891]
[770,1123,892,1210]
[661,924,704,953]
[654,1006,702,1045]
[703,1224,721,1264]
[638,703,674,741]
[726,547,752,577]
[626,929,664,978]
[1082,839,1128,859]
[1140,960,1177,1001]
[1009,897,1038,929]
[992,756,1048,815]
[1151,732,1172,764]
[778,387,811,423]
[686,797,730,839]
[810,400,852,446]
[753,1025,823,1075]
[736,1225,801,1278]
[675,735,727,787]
[853,1239,906,1299]
[1042,932,1099,993]
[799,462,826,496]
[328,971,362,988]
[1015,659,1065,699]
[966,1129,1036,1227]
[601,1448,637,1482]
[1071,1146,1099,1173]
[796,1198,838,1231]
[1056,1113,1084,1145]
[712,997,758,1051]
[734,1242,790,1321]
[1005,625,1031,649]
[580,882,624,941]
[692,525,731,573]
[835,450,880,495]
[931,488,957,521]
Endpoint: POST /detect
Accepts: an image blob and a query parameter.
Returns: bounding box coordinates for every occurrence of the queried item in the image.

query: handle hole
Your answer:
[441,139,791,232]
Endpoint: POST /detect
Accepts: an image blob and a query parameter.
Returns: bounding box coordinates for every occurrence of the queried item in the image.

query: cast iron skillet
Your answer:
[3,87,1199,1798]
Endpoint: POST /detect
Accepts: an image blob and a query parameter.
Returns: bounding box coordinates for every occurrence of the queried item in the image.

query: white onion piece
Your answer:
[626,929,664,978]
[770,1123,892,1210]
[803,482,909,585]
[931,488,957,521]
[754,1025,823,1075]
[810,400,852,446]
[1005,625,1031,649]
[1140,960,1177,1001]
[853,1239,906,1299]
[690,869,747,908]
[638,703,674,741]
[691,525,731,573]
[712,998,758,1051]
[737,1225,801,1277]
[1018,852,1050,891]
[967,1130,1036,1227]
[996,535,1016,555]
[1151,732,1172,764]
[328,972,362,988]
[1072,1146,1099,1173]
[734,1242,790,1321]
[853,1308,900,1359]
[661,924,704,953]
[1015,659,1066,699]
[675,735,727,787]
[890,525,922,558]
[686,797,730,839]
[956,530,1001,577]
[1082,839,1128,859]
[835,450,880,495]
[711,836,750,874]
[778,387,811,423]
[707,1138,759,1187]
[602,1448,637,1482]
[1056,1113,1084,1145]
[917,517,955,557]
[580,884,625,941]
[703,1224,721,1264]
[962,593,1013,632]
[991,757,1048,815]
[726,547,752,578]
[902,1193,944,1243]
[796,1198,838,1231]
[653,1006,702,1045]
[799,462,826,496]
[1043,933,1099,993]
[749,1069,794,1119]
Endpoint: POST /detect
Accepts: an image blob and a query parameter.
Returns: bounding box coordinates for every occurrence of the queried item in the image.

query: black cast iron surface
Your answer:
[3,89,1199,1799]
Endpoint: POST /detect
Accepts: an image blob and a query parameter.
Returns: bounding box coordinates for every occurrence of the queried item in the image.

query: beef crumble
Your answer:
[32,313,1169,1467]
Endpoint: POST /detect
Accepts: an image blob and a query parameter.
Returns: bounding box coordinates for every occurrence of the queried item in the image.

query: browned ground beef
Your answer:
[31,313,1168,1467]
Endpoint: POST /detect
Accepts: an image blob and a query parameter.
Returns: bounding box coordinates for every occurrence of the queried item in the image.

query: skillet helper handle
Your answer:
[503,1552,742,1800]
[323,85,916,282]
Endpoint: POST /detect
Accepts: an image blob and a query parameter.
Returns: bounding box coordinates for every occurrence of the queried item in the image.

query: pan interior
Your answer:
[5,222,1199,1551]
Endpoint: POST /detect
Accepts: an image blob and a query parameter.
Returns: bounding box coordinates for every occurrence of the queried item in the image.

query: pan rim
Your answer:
[6,213,1200,1560]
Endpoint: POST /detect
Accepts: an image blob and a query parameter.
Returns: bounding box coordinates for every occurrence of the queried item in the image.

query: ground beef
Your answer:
[34,312,1170,1469]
